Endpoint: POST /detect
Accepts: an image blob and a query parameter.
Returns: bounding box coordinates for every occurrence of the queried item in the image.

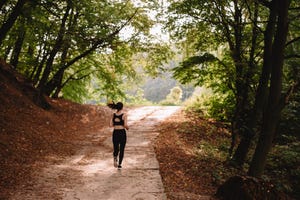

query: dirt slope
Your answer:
[0,59,110,198]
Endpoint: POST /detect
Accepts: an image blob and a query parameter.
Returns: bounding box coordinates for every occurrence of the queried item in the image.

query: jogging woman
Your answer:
[108,102,129,169]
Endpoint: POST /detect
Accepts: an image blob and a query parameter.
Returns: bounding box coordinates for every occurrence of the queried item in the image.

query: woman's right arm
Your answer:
[109,114,114,127]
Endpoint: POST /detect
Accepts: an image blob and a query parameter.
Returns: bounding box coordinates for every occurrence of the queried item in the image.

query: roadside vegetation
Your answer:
[155,96,299,199]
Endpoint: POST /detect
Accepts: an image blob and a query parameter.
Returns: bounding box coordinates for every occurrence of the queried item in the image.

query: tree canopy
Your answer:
[164,0,300,177]
[0,0,172,103]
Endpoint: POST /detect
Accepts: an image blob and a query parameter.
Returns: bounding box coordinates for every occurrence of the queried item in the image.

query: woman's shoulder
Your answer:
[115,112,126,116]
[119,112,127,117]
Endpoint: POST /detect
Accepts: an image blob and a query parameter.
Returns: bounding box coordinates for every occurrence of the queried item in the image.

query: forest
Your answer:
[0,0,300,199]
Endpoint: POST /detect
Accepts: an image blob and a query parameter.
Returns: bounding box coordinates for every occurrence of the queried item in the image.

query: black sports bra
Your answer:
[113,113,124,126]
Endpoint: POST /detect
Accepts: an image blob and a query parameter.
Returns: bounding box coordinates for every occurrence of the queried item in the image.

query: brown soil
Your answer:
[154,110,232,200]
[0,59,110,198]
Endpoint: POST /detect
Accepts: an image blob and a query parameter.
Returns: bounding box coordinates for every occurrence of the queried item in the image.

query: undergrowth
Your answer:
[179,108,299,199]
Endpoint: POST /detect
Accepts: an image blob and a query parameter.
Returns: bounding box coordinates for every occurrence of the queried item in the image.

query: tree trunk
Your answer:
[229,2,251,159]
[0,0,27,46]
[39,4,135,96]
[51,74,64,98]
[248,0,290,177]
[10,20,26,68]
[44,67,65,96]
[232,1,277,165]
[32,53,47,85]
[37,4,71,93]
[30,41,49,84]
[43,8,78,96]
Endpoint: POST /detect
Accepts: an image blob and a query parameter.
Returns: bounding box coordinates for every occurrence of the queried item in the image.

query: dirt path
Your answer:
[11,106,181,200]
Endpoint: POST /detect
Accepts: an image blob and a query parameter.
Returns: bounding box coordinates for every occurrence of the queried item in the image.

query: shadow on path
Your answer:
[11,106,181,200]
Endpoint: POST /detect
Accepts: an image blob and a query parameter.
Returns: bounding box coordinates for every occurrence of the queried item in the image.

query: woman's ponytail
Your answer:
[107,101,123,111]
[107,101,116,109]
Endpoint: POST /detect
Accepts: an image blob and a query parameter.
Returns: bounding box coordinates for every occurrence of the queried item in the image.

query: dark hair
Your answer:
[107,101,123,111]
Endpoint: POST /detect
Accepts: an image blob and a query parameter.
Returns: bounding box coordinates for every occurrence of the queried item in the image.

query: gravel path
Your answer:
[11,106,180,200]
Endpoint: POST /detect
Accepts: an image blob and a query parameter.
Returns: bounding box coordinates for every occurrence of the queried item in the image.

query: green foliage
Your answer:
[0,0,174,103]
[142,75,178,103]
[184,86,234,122]
[203,94,235,122]
[165,0,267,121]
[133,43,174,77]
[126,88,152,105]
[173,53,219,85]
[173,51,236,121]
[268,143,300,169]
[279,95,300,139]
[159,86,183,105]
[266,143,300,195]
[196,140,228,160]
[62,78,91,104]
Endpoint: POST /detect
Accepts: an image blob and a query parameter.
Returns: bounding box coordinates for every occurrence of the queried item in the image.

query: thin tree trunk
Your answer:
[36,4,70,108]
[44,8,78,96]
[31,41,49,84]
[229,1,250,159]
[51,74,63,98]
[32,52,47,85]
[248,0,290,177]
[0,0,27,46]
[10,20,26,68]
[37,4,71,93]
[230,3,259,162]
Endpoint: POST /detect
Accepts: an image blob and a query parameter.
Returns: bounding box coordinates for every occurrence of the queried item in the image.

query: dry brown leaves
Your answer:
[0,68,110,198]
[154,110,231,200]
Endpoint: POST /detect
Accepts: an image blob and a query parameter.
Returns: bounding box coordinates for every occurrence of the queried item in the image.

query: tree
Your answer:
[235,0,300,172]
[0,0,173,103]
[231,0,278,166]
[248,0,291,177]
[166,0,264,160]
[166,0,299,176]
[0,0,27,45]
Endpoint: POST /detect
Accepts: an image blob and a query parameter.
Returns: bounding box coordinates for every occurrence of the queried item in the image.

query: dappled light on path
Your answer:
[128,106,180,123]
[11,106,180,200]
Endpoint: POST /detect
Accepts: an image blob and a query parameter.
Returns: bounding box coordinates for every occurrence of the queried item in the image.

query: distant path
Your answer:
[11,106,181,200]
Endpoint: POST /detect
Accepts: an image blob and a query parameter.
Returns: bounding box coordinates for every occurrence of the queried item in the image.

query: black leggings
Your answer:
[112,129,127,165]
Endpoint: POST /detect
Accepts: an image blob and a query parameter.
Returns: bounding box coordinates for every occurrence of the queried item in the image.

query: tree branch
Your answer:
[257,0,271,8]
[285,36,300,47]
[279,81,299,110]
[63,9,139,70]
[284,54,300,59]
